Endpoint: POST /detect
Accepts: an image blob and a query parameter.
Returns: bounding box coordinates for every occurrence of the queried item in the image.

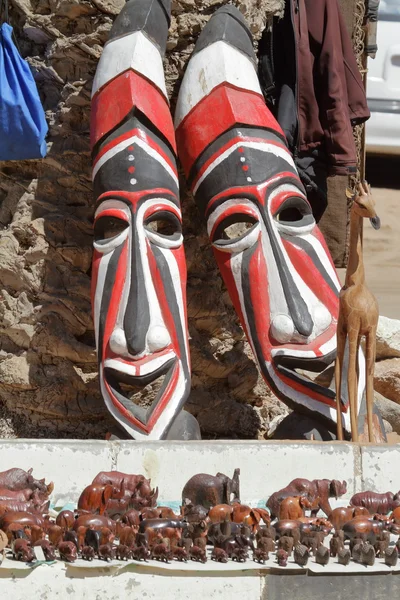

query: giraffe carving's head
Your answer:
[352,180,381,230]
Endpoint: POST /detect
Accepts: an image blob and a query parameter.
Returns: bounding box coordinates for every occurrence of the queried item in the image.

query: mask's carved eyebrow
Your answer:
[205,191,260,219]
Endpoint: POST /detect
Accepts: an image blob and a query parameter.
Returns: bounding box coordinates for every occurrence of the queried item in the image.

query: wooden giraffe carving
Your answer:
[335,181,381,443]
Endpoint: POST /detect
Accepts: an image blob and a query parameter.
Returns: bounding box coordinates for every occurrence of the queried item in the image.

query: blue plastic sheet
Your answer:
[0,22,48,160]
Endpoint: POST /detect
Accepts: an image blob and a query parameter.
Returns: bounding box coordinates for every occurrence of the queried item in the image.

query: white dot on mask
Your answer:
[128,155,135,161]
[130,178,137,185]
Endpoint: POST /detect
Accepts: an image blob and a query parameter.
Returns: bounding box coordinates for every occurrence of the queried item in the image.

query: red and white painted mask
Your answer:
[175,6,364,433]
[90,0,190,439]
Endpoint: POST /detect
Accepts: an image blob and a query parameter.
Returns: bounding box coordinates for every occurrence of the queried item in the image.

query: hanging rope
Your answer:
[351,0,368,189]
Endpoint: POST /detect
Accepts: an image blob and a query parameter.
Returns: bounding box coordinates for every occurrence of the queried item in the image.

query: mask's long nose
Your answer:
[123,231,150,356]
[264,216,313,337]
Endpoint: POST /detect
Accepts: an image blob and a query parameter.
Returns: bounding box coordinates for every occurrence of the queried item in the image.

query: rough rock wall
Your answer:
[0,0,286,439]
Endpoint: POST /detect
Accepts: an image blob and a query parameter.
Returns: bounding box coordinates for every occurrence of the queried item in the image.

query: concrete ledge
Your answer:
[0,440,399,600]
[0,440,366,505]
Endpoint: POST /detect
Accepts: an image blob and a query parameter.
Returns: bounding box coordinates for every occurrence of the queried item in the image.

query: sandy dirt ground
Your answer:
[337,154,400,320]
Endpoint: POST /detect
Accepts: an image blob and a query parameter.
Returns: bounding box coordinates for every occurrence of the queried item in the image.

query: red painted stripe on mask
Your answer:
[91,70,176,152]
[176,83,284,176]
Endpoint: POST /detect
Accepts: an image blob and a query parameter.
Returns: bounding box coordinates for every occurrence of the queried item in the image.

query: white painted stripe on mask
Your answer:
[157,246,190,361]
[319,335,337,355]
[302,233,341,291]
[174,41,262,127]
[193,141,295,195]
[92,135,178,187]
[94,250,113,351]
[104,351,176,377]
[91,31,167,99]
[271,348,316,359]
[230,252,258,359]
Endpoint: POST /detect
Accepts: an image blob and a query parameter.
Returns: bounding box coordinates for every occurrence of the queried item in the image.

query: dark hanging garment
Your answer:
[258,0,370,209]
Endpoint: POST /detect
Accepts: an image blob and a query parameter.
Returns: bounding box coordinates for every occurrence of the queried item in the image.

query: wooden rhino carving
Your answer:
[181,469,240,509]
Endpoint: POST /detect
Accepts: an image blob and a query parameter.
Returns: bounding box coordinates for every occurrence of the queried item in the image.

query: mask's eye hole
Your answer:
[94,216,128,242]
[213,214,258,243]
[274,197,314,227]
[144,211,182,238]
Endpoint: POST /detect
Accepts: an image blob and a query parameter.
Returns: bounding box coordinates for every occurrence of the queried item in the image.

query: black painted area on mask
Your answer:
[192,5,255,63]
[108,0,171,54]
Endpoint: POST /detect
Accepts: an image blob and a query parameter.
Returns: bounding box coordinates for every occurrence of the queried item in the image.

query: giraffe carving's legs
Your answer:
[365,327,377,443]
[335,325,346,441]
[347,329,360,442]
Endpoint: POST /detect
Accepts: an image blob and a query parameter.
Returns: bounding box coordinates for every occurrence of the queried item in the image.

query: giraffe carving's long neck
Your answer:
[345,209,365,288]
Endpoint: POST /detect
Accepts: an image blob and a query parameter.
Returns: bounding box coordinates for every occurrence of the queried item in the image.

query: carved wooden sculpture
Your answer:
[335,181,381,442]
[90,0,192,439]
[175,5,366,435]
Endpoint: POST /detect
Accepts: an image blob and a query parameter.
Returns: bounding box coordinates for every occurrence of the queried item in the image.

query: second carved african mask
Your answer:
[175,5,365,435]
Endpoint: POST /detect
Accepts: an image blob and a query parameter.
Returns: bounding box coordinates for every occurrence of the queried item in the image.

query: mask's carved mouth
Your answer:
[104,358,176,426]
[272,350,348,409]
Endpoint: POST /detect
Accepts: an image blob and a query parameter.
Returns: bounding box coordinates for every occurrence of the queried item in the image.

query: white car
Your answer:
[366,0,400,154]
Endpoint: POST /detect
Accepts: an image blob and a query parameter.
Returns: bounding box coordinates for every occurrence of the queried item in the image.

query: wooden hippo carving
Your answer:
[267,478,347,518]
[328,506,370,531]
[182,469,240,509]
[350,491,400,515]
[343,516,384,543]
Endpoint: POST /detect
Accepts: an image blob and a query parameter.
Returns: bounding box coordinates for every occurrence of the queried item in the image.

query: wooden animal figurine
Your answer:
[231,547,248,562]
[360,542,376,566]
[293,543,309,567]
[328,506,370,531]
[172,546,188,562]
[58,541,77,563]
[390,506,400,524]
[253,548,269,564]
[267,478,347,518]
[33,539,56,561]
[48,524,64,547]
[279,496,313,521]
[337,548,351,565]
[182,470,240,509]
[131,544,150,561]
[116,544,132,561]
[189,545,207,563]
[343,516,383,543]
[350,491,400,515]
[82,545,96,561]
[258,537,275,553]
[335,181,381,442]
[315,545,330,566]
[99,543,116,561]
[12,538,35,562]
[277,535,294,556]
[330,533,344,557]
[0,468,52,495]
[384,546,398,567]
[276,549,288,567]
[56,510,75,530]
[73,514,115,532]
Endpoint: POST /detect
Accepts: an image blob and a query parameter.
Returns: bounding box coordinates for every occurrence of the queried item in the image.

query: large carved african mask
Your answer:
[175,6,365,435]
[90,0,191,439]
